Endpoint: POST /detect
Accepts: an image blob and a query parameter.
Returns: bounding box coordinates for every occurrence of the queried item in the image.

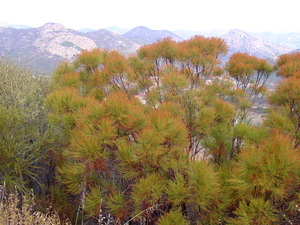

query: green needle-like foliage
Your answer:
[228,198,278,225]
[227,132,300,223]
[132,173,165,211]
[188,161,220,210]
[166,173,188,206]
[158,210,189,225]
[230,132,300,201]
[84,186,103,217]
[107,191,128,222]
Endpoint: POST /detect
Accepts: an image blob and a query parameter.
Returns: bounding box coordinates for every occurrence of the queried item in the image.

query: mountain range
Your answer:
[122,26,183,45]
[0,22,299,74]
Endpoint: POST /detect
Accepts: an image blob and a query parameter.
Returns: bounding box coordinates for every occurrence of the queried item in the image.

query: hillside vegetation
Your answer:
[0,36,300,224]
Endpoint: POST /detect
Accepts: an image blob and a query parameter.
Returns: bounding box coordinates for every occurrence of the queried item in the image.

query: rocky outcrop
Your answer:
[34,23,97,59]
[0,23,141,73]
[222,29,291,60]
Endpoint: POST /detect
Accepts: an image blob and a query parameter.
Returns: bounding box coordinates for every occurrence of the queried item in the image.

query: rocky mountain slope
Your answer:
[221,29,291,61]
[0,23,140,73]
[0,25,58,72]
[0,23,297,74]
[84,29,140,55]
[34,23,97,59]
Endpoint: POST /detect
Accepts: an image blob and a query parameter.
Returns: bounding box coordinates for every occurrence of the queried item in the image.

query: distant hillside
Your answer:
[122,26,183,45]
[84,29,140,55]
[0,21,31,29]
[173,29,228,39]
[0,23,140,73]
[0,23,298,74]
[0,25,59,72]
[172,29,292,61]
[288,49,300,54]
[105,26,129,35]
[250,32,300,50]
[173,29,300,51]
[221,29,291,61]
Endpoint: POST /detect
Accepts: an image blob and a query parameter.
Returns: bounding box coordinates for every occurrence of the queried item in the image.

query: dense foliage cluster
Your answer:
[0,37,300,224]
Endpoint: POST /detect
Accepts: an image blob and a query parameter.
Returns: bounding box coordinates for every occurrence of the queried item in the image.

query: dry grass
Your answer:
[0,185,62,225]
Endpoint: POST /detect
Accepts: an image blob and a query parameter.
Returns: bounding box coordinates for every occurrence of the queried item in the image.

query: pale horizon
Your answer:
[1,0,299,33]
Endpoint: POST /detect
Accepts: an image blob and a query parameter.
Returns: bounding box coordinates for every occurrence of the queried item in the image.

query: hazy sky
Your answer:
[1,0,299,32]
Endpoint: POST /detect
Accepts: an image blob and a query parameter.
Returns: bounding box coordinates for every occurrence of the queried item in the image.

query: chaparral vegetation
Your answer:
[0,36,300,224]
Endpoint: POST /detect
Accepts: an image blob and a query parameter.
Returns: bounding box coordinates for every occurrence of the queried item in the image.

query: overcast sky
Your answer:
[0,0,299,33]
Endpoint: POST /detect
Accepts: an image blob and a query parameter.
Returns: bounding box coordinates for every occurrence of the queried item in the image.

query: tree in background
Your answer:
[266,52,300,147]
[226,52,273,122]
[221,53,273,159]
